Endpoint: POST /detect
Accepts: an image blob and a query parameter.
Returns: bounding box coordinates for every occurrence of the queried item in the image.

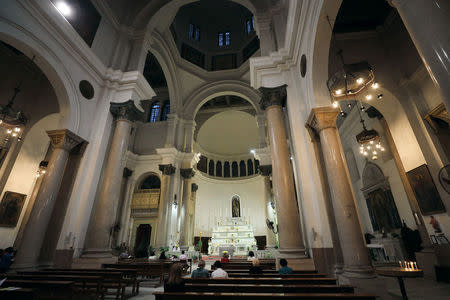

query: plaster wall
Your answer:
[193,172,267,237]
[133,122,169,155]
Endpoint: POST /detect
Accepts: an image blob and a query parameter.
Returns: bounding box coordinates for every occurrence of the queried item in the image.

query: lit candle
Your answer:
[399,261,402,268]
[414,262,418,270]
[403,261,407,270]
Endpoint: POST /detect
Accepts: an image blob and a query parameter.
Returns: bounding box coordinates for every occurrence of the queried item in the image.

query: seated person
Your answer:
[0,247,14,273]
[179,250,187,261]
[247,250,256,261]
[159,250,167,260]
[278,258,293,275]
[191,260,210,278]
[249,258,263,274]
[220,252,230,263]
[164,263,186,292]
[211,261,228,278]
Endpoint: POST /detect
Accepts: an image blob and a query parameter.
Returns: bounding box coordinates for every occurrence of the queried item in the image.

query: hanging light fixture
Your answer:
[0,56,32,143]
[356,104,385,160]
[325,16,381,115]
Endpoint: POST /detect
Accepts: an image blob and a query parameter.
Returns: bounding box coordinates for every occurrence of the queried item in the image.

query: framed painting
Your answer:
[0,191,26,227]
[406,164,445,215]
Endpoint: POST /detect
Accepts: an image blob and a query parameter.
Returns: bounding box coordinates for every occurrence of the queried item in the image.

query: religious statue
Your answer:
[430,215,442,233]
[232,196,241,218]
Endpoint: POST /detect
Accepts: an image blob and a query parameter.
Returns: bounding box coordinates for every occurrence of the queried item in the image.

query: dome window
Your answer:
[149,101,160,123]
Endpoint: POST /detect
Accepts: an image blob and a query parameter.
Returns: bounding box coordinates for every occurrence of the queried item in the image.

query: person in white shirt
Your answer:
[179,250,187,261]
[247,251,256,261]
[211,261,228,278]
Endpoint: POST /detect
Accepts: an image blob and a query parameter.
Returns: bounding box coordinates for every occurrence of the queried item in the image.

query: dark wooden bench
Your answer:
[183,283,355,294]
[153,292,377,299]
[0,287,38,300]
[227,273,326,278]
[103,263,167,283]
[223,269,318,274]
[185,277,337,285]
[20,271,124,300]
[1,279,75,299]
[6,274,103,299]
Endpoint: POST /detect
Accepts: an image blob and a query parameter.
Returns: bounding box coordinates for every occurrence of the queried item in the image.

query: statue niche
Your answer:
[232,195,241,218]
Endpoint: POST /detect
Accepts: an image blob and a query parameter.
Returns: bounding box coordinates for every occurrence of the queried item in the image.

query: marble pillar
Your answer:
[155,164,176,248]
[189,183,199,248]
[84,100,143,256]
[260,165,277,249]
[179,168,195,249]
[14,129,84,268]
[259,85,306,257]
[390,0,450,111]
[308,107,373,278]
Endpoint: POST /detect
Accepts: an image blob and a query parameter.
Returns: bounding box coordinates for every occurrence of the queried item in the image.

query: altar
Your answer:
[209,217,257,256]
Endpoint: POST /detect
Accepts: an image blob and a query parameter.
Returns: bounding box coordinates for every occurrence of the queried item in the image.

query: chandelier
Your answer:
[0,57,32,143]
[356,106,385,160]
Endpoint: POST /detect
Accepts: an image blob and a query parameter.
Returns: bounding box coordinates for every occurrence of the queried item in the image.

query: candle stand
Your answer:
[376,267,423,300]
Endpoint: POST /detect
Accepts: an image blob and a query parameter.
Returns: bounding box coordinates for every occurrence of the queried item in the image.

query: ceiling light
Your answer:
[335,89,342,95]
[250,149,255,154]
[372,82,379,89]
[332,101,339,108]
[55,1,72,17]
[365,94,373,101]
[356,78,364,85]
[377,94,383,99]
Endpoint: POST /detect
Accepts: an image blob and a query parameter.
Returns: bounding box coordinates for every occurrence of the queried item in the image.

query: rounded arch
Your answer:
[362,161,385,189]
[0,21,79,132]
[147,32,182,114]
[183,80,262,120]
[135,172,161,191]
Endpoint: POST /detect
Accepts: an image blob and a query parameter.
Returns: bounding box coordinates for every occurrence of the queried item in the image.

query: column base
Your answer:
[82,248,114,258]
[276,248,314,270]
[277,248,308,258]
[335,263,345,274]
[341,265,375,278]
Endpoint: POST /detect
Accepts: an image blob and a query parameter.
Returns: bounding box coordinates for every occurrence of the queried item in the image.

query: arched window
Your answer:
[149,101,160,122]
[208,160,215,176]
[239,160,246,177]
[224,161,230,178]
[255,159,260,173]
[216,161,222,177]
[232,161,238,177]
[160,101,170,121]
[140,175,161,189]
[197,155,207,173]
[247,159,254,176]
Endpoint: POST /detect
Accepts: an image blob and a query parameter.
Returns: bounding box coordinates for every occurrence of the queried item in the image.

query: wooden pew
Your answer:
[103,263,168,283]
[183,283,355,294]
[227,273,327,278]
[6,274,103,299]
[153,292,377,299]
[20,271,124,300]
[45,268,139,296]
[223,269,318,274]
[0,287,38,300]
[185,277,337,285]
[1,279,75,299]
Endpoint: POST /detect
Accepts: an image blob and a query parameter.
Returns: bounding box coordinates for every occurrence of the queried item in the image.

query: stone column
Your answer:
[155,164,176,248]
[189,183,199,248]
[183,121,196,152]
[260,165,277,249]
[256,114,268,148]
[308,107,373,278]
[14,129,84,268]
[113,167,133,248]
[259,85,305,257]
[390,0,450,111]
[179,168,195,249]
[84,100,143,256]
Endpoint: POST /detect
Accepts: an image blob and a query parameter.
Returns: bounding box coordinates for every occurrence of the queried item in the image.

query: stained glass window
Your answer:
[149,101,160,123]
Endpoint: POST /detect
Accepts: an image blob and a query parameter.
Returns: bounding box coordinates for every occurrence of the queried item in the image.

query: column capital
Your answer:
[259,165,272,176]
[259,84,287,110]
[110,100,144,122]
[191,183,198,192]
[180,168,195,179]
[123,167,133,178]
[47,129,85,151]
[307,106,339,133]
[159,164,176,175]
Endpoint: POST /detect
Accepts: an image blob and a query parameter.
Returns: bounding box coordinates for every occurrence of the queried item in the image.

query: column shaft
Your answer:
[14,130,83,268]
[155,164,175,248]
[392,0,450,110]
[309,107,373,278]
[179,177,193,248]
[262,174,277,248]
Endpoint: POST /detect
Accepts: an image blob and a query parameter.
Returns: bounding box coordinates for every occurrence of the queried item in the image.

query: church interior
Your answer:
[0,0,449,299]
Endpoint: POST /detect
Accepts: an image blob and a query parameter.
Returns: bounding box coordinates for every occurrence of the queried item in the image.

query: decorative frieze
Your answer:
[110,100,145,122]
[159,164,176,175]
[259,84,287,110]
[180,168,195,179]
[47,129,85,151]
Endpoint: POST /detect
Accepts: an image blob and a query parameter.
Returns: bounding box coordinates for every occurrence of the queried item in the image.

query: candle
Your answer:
[403,261,407,270]
[414,262,418,270]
